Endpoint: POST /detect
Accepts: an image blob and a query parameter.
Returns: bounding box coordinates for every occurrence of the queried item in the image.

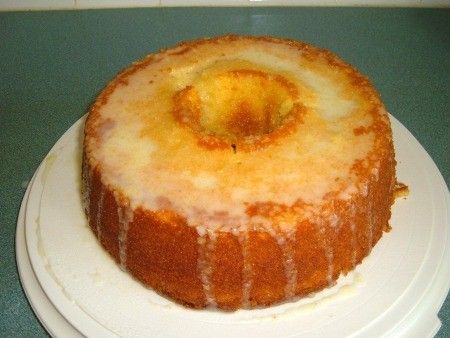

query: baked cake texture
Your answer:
[82,35,396,310]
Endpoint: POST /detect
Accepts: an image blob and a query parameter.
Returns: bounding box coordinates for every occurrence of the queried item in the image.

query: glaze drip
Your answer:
[81,162,91,221]
[96,187,105,241]
[263,223,298,299]
[280,230,297,299]
[117,204,134,271]
[367,187,374,253]
[196,226,217,307]
[324,228,334,286]
[350,204,357,269]
[238,228,252,308]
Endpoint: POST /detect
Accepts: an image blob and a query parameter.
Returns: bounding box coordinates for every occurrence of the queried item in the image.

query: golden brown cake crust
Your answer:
[82,35,396,310]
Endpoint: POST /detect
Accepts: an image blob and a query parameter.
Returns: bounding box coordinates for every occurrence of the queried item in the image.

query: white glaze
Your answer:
[85,38,378,229]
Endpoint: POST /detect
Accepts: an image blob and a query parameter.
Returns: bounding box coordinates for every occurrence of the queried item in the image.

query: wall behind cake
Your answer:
[0,0,448,11]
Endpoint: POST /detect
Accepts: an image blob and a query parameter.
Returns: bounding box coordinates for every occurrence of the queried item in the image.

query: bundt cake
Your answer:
[81,35,396,310]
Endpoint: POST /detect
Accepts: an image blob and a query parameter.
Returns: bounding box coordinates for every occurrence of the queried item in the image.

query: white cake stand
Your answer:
[17,115,450,338]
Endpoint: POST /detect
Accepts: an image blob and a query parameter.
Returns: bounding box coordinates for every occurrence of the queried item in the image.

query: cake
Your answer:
[81,35,396,310]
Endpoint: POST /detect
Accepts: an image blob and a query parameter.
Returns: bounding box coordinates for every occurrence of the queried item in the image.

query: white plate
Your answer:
[16,168,83,337]
[18,115,450,338]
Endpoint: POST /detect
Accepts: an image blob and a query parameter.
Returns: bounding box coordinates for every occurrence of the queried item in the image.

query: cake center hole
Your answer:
[173,69,298,143]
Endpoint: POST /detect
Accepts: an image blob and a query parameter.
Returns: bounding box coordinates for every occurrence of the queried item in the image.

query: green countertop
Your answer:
[1,7,448,337]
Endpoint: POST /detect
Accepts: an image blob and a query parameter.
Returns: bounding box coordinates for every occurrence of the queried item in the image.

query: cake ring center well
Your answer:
[172,66,301,149]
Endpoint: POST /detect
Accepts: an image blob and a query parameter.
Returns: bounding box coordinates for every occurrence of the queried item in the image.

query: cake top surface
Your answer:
[85,35,390,230]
